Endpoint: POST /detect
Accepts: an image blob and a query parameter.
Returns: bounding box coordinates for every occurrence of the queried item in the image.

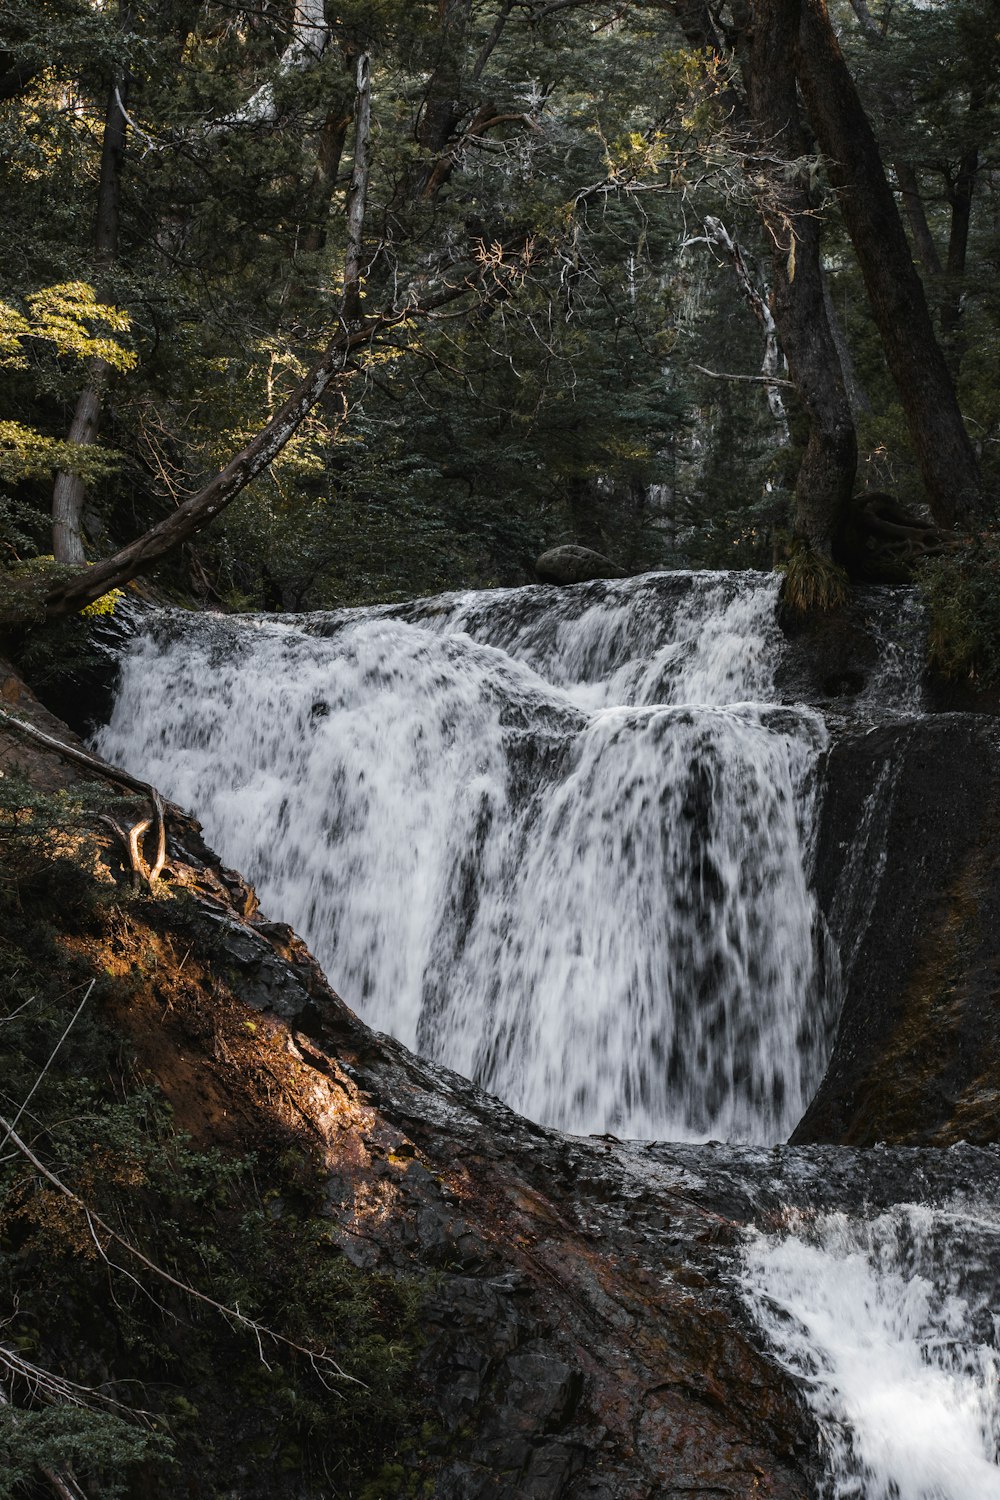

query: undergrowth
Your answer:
[0,774,428,1498]
[777,538,850,613]
[919,532,1000,687]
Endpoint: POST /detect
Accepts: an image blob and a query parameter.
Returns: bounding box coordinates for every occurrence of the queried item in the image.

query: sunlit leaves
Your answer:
[0,421,121,483]
[0,283,135,372]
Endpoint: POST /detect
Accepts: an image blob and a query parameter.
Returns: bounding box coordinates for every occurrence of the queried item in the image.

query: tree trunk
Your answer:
[52,383,106,564]
[409,0,474,200]
[30,277,496,622]
[941,141,979,357]
[847,0,980,376]
[893,161,944,279]
[416,0,473,154]
[702,216,790,439]
[50,68,129,564]
[343,52,373,322]
[821,266,871,417]
[741,0,857,557]
[796,0,984,526]
[298,104,353,258]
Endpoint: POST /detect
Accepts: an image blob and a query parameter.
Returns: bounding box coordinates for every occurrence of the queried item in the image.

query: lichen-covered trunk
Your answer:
[342,52,372,322]
[743,0,857,558]
[796,0,984,527]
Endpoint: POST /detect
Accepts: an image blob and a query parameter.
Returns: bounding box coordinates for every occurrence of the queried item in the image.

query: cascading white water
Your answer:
[95,568,995,1495]
[96,570,830,1141]
[741,1203,1000,1499]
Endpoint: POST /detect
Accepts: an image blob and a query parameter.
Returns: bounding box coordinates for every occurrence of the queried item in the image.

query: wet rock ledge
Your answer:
[4,658,1000,1498]
[1,663,818,1498]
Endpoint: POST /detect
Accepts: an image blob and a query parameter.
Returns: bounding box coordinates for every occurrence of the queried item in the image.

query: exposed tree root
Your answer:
[0,707,167,888]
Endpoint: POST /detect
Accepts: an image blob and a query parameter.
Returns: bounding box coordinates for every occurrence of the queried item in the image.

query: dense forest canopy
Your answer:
[0,0,997,620]
[3,9,1000,1497]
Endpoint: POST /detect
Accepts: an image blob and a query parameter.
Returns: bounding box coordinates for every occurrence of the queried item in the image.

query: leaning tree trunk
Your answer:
[50,70,129,564]
[796,0,984,527]
[741,0,857,558]
[30,287,477,622]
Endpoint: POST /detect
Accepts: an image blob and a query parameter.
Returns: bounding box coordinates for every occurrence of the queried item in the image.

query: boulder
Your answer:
[534,545,626,585]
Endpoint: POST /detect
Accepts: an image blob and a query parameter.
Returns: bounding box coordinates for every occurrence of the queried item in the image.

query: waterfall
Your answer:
[741,1204,1000,1499]
[95,568,998,1495]
[96,570,831,1142]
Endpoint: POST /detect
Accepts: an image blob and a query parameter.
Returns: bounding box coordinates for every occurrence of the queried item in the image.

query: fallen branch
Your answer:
[0,708,166,886]
[0,1336,150,1424]
[0,982,94,1160]
[693,363,796,389]
[0,1108,361,1386]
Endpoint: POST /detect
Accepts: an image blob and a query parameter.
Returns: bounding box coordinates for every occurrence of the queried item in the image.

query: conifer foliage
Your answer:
[0,0,996,614]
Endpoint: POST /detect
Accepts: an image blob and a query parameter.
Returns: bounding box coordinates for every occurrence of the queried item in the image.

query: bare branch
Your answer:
[693,363,795,388]
[0,709,167,885]
[0,1108,363,1386]
[0,983,94,1158]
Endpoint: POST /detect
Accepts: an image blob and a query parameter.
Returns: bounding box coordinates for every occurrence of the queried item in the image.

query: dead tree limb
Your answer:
[0,707,167,886]
[0,1108,361,1385]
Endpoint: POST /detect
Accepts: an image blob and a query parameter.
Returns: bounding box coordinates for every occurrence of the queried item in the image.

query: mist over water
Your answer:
[97,571,830,1142]
[741,1204,1000,1500]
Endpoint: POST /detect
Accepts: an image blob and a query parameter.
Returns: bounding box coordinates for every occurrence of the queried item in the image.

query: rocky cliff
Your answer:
[4,572,1000,1498]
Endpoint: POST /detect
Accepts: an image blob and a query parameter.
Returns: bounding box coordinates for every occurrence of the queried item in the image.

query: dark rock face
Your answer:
[534,545,626,585]
[11,595,147,738]
[2,693,820,1499]
[774,586,924,710]
[796,714,1000,1146]
[193,966,823,1497]
[13,583,1000,1494]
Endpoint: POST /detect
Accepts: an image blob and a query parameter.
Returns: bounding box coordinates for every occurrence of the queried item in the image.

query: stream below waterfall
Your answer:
[95,569,1000,1498]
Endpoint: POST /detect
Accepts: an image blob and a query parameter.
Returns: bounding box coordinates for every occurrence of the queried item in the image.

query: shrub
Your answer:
[920,532,1000,686]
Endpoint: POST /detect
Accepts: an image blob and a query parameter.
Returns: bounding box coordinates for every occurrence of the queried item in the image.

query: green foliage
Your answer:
[0,773,429,1497]
[0,1406,166,1500]
[0,283,135,374]
[920,533,1000,686]
[0,0,996,602]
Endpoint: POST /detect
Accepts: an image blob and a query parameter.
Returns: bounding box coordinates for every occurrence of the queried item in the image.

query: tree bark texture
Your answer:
[50,71,129,564]
[742,0,857,557]
[343,52,372,321]
[796,0,984,526]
